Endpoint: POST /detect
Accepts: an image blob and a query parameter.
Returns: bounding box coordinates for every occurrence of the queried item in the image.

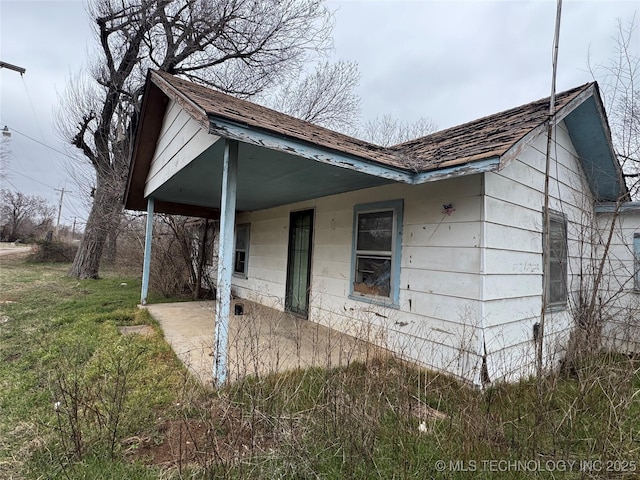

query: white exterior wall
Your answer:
[225,121,621,385]
[145,99,218,197]
[482,121,597,381]
[597,210,640,352]
[232,175,485,383]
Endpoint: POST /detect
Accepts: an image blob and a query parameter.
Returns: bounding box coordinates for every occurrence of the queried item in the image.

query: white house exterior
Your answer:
[596,204,640,353]
[125,70,638,386]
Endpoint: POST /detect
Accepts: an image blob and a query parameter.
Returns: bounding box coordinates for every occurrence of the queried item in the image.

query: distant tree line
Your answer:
[0,189,56,242]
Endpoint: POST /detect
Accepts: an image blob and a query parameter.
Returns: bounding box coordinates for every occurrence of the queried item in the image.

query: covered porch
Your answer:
[125,70,415,384]
[145,299,385,385]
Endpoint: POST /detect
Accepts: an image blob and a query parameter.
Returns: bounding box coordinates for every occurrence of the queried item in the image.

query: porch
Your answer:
[145,299,385,385]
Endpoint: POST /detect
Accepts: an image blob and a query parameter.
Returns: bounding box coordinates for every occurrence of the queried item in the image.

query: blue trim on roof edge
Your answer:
[594,202,640,213]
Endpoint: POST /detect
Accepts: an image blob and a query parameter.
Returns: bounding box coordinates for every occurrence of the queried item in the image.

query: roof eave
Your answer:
[594,202,640,213]
[208,115,415,184]
[124,72,170,212]
[412,156,500,184]
[149,70,210,130]
[497,83,628,202]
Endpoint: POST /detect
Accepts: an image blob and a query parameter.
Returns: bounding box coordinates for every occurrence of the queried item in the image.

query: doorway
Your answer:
[285,209,314,317]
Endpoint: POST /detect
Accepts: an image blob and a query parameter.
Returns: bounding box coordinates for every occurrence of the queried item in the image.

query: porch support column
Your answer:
[214,139,238,385]
[140,197,154,305]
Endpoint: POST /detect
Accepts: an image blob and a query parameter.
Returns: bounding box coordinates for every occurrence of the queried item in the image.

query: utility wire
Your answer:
[4,125,77,160]
[4,166,56,189]
[21,76,53,158]
[1,176,21,192]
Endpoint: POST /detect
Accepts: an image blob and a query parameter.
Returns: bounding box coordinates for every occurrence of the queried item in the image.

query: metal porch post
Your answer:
[214,139,238,385]
[141,197,155,305]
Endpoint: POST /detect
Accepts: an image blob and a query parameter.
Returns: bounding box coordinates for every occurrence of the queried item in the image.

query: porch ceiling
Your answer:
[149,137,394,212]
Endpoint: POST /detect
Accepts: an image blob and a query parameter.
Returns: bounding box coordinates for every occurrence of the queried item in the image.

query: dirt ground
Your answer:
[0,244,32,258]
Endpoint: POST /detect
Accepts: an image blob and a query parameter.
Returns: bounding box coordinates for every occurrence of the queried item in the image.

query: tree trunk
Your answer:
[102,215,121,265]
[68,174,123,279]
[194,219,209,300]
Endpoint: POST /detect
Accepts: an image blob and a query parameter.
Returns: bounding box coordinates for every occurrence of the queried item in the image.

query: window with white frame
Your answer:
[352,200,403,304]
[545,211,567,307]
[233,224,250,277]
[634,233,639,291]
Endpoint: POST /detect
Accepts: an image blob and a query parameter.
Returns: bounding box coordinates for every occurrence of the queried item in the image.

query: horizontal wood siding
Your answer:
[597,211,640,352]
[231,206,293,309]
[227,121,623,384]
[145,100,218,196]
[231,176,485,383]
[482,121,597,382]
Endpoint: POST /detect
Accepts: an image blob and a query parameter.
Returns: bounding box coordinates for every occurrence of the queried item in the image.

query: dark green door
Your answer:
[285,210,314,317]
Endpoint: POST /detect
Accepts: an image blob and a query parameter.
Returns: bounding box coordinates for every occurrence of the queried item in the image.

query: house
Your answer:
[124,70,638,386]
[595,202,640,353]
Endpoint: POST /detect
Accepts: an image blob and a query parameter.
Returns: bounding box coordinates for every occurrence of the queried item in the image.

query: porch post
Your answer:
[141,197,154,305]
[214,139,238,385]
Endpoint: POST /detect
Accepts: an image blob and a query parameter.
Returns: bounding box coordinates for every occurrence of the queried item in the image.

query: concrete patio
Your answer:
[145,300,384,385]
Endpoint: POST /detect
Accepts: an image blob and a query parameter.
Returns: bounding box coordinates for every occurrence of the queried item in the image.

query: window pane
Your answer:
[549,279,566,304]
[357,211,393,252]
[234,251,246,274]
[550,228,565,259]
[354,255,391,297]
[549,263,566,303]
[546,215,567,305]
[236,227,247,250]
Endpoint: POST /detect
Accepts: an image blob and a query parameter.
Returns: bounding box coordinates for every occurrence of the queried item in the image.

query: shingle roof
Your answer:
[390,84,592,170]
[151,70,592,173]
[152,70,405,170]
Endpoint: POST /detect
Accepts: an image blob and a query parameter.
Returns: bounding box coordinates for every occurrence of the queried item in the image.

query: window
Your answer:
[351,200,403,305]
[634,233,640,291]
[233,224,250,277]
[545,211,567,307]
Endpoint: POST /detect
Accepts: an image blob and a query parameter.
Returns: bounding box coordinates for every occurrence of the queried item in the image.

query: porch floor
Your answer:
[145,300,383,385]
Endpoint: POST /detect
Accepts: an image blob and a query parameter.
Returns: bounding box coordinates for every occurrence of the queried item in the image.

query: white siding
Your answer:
[482,121,597,382]
[145,100,219,196]
[597,210,640,352]
[220,120,624,386]
[231,176,485,383]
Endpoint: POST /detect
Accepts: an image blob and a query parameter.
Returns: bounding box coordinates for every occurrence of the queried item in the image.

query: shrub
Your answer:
[29,240,78,263]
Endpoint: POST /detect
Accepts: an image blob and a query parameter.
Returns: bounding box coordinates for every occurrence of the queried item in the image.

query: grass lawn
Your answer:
[1,255,639,479]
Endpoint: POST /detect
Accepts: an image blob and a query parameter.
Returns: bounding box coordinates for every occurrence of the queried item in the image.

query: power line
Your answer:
[1,176,21,191]
[4,166,56,189]
[4,125,77,160]
[21,76,56,165]
[4,167,55,189]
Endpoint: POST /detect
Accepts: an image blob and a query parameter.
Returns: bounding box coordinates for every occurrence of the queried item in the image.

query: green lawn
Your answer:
[1,256,639,479]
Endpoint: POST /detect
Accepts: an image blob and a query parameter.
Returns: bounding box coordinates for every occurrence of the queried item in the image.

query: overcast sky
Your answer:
[0,0,638,228]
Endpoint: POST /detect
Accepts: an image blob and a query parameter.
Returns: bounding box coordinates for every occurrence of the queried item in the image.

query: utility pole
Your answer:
[536,0,562,438]
[0,61,26,75]
[54,187,71,236]
[72,217,77,237]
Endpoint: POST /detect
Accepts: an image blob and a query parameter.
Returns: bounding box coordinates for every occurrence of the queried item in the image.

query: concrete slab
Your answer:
[145,300,383,385]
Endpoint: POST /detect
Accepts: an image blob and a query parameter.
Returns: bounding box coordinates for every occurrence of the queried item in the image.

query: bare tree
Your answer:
[358,114,437,147]
[0,135,9,183]
[60,0,337,279]
[261,61,361,132]
[589,15,639,198]
[0,189,55,242]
